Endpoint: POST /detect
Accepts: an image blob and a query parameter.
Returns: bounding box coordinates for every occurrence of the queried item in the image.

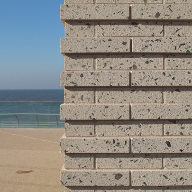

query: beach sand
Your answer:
[0,128,65,192]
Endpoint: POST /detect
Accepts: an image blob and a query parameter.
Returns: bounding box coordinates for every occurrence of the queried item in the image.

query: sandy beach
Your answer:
[0,128,65,192]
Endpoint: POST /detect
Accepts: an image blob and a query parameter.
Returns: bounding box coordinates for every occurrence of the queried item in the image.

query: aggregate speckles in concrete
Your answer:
[96,88,163,104]
[65,55,94,71]
[96,154,162,169]
[65,121,94,137]
[61,169,130,186]
[131,137,192,153]
[165,22,192,37]
[97,0,162,3]
[96,121,163,136]
[97,21,163,37]
[60,137,129,153]
[65,22,95,37]
[60,4,129,21]
[131,104,192,119]
[131,71,192,86]
[165,88,192,103]
[61,37,130,53]
[164,120,192,136]
[165,0,191,3]
[65,154,94,169]
[64,88,94,103]
[60,71,129,87]
[165,55,192,70]
[65,187,94,192]
[65,0,94,4]
[164,154,192,169]
[60,104,129,120]
[131,4,192,20]
[97,54,163,70]
[132,37,192,53]
[131,170,192,186]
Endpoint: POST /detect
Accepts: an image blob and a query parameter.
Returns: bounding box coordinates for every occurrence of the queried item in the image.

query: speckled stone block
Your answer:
[65,121,94,137]
[96,154,162,169]
[96,88,163,103]
[65,0,94,4]
[96,121,163,136]
[60,137,129,153]
[61,38,130,53]
[165,55,192,69]
[60,71,129,87]
[61,104,129,120]
[131,4,192,20]
[60,4,129,20]
[65,55,94,71]
[165,22,192,37]
[164,154,192,169]
[165,0,191,3]
[96,188,163,192]
[61,169,130,186]
[131,71,192,86]
[97,54,163,70]
[97,22,163,37]
[131,170,192,186]
[132,37,192,53]
[65,154,94,169]
[65,22,95,37]
[131,104,192,119]
[164,187,192,192]
[165,88,192,103]
[97,0,162,3]
[65,88,94,103]
[164,120,192,136]
[131,137,192,153]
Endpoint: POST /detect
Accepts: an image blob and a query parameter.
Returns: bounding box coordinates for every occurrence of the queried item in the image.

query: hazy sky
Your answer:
[0,0,65,89]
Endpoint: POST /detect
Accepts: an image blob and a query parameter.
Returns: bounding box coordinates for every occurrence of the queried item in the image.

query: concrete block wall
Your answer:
[60,0,192,191]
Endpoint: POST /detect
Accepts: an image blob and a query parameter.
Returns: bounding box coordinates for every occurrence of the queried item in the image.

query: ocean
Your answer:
[0,89,64,128]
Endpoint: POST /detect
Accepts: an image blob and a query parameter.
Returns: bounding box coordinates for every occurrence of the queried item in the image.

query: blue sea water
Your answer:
[0,89,64,128]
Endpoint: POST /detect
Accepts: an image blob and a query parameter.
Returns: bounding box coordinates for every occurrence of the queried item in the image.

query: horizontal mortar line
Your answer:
[63,52,192,56]
[63,136,192,139]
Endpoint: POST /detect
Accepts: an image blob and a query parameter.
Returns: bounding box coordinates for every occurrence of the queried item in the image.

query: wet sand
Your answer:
[0,128,64,192]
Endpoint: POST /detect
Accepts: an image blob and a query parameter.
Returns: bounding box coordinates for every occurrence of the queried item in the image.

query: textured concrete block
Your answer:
[97,22,163,37]
[97,54,163,70]
[165,88,192,103]
[131,104,192,119]
[61,104,129,120]
[131,138,192,153]
[96,88,163,103]
[165,55,192,69]
[60,137,129,153]
[165,0,191,3]
[164,154,192,169]
[131,170,192,186]
[61,169,130,186]
[65,22,95,37]
[65,154,94,169]
[164,187,192,192]
[60,4,129,20]
[64,88,94,103]
[131,4,192,20]
[65,0,94,4]
[132,37,192,53]
[96,154,162,169]
[96,121,163,136]
[131,71,192,86]
[65,55,94,71]
[165,22,192,37]
[164,120,192,136]
[60,38,130,53]
[60,71,129,87]
[65,121,94,137]
[97,0,162,3]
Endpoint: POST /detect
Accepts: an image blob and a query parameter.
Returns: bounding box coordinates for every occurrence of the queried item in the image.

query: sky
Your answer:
[0,0,65,89]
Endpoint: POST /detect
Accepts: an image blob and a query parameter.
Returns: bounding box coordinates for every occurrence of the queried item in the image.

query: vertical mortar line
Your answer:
[129,170,132,187]
[129,5,131,20]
